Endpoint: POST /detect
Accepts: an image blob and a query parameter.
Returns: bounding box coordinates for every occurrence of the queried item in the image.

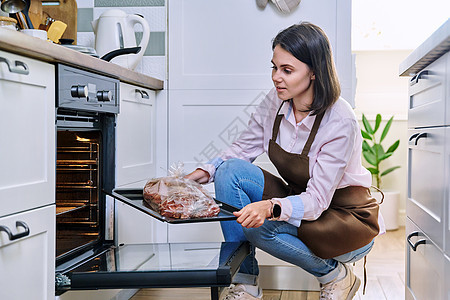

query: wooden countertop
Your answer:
[0,28,164,90]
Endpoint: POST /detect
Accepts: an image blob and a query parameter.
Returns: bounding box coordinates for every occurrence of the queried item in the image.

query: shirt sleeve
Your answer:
[274,195,304,227]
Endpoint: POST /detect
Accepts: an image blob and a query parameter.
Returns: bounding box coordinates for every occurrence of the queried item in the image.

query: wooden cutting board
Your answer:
[28,0,43,29]
[41,0,77,43]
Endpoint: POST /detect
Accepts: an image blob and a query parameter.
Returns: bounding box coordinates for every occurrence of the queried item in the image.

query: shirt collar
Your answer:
[281,100,315,130]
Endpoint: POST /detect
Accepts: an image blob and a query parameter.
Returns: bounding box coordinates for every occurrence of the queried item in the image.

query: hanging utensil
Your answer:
[20,0,33,29]
[1,0,26,14]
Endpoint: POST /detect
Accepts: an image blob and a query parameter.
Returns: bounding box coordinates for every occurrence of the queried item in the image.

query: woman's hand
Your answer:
[184,168,210,184]
[234,200,272,228]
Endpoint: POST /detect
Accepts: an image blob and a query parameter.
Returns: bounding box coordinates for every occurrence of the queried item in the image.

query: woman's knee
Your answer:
[243,221,277,246]
[215,159,243,183]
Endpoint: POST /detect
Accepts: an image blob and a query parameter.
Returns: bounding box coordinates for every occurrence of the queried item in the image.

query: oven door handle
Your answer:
[0,221,30,241]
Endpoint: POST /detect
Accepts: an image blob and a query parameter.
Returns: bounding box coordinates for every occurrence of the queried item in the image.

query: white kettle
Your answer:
[92,9,150,70]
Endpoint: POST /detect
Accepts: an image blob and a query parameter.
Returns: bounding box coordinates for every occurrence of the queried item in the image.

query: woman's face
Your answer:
[271,45,315,102]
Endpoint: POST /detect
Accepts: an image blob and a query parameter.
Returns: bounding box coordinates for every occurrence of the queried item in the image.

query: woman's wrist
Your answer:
[267,199,281,220]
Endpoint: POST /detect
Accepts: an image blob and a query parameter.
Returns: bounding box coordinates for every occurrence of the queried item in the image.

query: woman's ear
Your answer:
[311,74,315,80]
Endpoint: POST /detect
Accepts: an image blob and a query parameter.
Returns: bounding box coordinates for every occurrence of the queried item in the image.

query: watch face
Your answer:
[273,204,282,218]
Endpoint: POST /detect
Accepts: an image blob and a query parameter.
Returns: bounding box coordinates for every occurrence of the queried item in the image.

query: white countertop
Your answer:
[399,18,450,76]
[0,28,164,90]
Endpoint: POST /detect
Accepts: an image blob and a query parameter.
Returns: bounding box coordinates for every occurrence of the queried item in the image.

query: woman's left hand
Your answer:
[233,200,272,228]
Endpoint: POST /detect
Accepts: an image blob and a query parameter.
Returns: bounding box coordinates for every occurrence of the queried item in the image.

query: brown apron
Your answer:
[261,101,380,259]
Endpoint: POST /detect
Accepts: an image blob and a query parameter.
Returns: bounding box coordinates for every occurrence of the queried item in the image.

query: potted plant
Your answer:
[361,114,400,230]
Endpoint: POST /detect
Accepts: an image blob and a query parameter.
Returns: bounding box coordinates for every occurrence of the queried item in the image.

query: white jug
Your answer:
[92,9,150,70]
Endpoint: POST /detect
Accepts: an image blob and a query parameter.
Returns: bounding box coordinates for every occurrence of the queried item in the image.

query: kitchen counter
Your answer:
[399,18,450,76]
[0,28,164,90]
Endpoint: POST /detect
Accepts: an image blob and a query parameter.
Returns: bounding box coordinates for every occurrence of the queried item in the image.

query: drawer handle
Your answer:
[0,221,30,241]
[407,231,427,251]
[410,70,429,86]
[0,57,30,75]
[414,132,428,145]
[135,89,149,99]
[408,133,419,143]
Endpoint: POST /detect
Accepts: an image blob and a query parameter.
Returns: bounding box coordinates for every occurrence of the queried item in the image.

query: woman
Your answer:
[186,22,385,300]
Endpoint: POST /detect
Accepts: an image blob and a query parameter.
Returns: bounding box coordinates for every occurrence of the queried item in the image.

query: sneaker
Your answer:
[319,264,361,300]
[221,284,263,300]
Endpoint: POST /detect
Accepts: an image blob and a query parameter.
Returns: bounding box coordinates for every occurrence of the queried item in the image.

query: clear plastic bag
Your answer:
[143,163,220,219]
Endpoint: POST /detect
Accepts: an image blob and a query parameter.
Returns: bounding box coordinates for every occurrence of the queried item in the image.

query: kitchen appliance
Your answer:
[92,9,150,70]
[54,65,248,299]
[55,64,119,264]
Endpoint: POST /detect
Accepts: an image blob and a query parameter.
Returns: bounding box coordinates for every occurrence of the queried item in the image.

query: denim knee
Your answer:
[242,221,276,247]
[215,158,243,182]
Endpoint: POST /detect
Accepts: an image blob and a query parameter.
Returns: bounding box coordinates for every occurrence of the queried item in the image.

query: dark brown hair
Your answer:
[272,22,341,115]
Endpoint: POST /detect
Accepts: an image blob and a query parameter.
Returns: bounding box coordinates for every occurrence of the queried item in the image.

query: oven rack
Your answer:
[56,202,98,216]
[57,160,98,165]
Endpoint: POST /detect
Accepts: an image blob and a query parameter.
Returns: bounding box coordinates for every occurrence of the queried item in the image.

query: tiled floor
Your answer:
[131,227,406,299]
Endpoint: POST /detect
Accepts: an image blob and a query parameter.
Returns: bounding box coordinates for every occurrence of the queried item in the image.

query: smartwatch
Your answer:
[270,200,282,221]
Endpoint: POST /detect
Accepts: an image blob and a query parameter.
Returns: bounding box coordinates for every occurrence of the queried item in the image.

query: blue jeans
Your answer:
[215,158,374,285]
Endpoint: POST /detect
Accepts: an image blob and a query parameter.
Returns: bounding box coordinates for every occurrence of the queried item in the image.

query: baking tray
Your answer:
[107,188,239,224]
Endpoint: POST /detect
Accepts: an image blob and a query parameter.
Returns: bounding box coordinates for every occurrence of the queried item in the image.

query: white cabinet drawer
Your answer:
[406,217,444,300]
[407,127,445,249]
[116,82,157,186]
[0,50,55,217]
[408,52,447,128]
[0,205,55,300]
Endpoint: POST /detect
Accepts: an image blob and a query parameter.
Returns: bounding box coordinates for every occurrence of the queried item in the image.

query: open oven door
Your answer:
[55,241,250,297]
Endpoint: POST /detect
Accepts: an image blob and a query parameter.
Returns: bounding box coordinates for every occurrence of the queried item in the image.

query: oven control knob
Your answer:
[96,90,112,102]
[70,85,88,98]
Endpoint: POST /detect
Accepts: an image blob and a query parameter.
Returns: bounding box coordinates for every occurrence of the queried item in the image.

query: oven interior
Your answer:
[56,130,102,258]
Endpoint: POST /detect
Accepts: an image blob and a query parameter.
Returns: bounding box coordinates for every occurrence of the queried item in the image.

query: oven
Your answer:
[55,64,119,288]
[54,65,249,299]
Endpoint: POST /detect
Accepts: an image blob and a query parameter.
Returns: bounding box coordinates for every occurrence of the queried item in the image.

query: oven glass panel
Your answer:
[56,131,101,258]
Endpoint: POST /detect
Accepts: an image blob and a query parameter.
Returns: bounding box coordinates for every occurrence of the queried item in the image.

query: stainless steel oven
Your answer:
[54,65,249,300]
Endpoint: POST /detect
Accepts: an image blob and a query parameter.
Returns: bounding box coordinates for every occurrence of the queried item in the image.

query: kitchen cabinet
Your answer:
[116,82,157,187]
[400,19,450,300]
[0,50,55,217]
[407,127,445,249]
[168,0,352,103]
[0,50,55,300]
[115,82,167,245]
[0,205,55,300]
[405,218,444,300]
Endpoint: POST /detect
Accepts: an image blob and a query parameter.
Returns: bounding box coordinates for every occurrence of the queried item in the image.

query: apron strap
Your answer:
[300,112,325,156]
[271,100,288,141]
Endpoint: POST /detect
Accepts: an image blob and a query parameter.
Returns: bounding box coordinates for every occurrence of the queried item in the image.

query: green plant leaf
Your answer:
[374,114,382,133]
[367,167,379,175]
[362,114,374,135]
[361,130,372,140]
[379,152,393,161]
[363,152,377,166]
[380,116,394,143]
[362,140,376,155]
[386,140,400,154]
[380,166,401,176]
[373,144,385,158]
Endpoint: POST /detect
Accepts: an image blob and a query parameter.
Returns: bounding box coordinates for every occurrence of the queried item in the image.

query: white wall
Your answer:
[353,50,412,226]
